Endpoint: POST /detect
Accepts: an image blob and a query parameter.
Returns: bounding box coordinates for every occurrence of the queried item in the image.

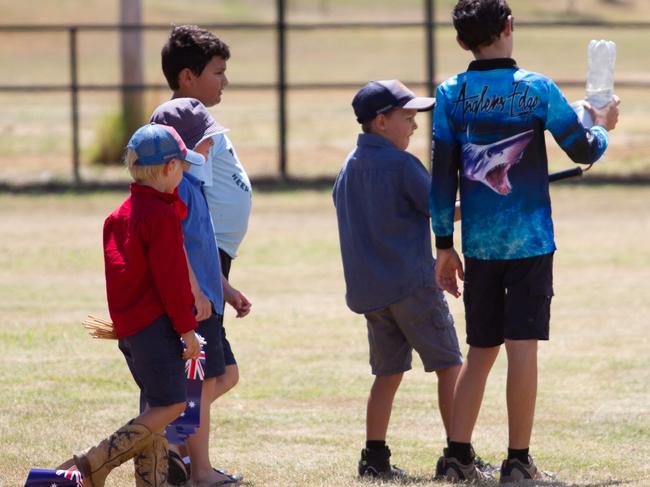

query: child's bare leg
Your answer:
[60,403,185,468]
[63,403,185,470]
[136,402,187,434]
[367,373,403,440]
[185,378,233,485]
[210,364,239,401]
[178,364,239,457]
[505,339,537,449]
[435,364,461,436]
[450,346,500,442]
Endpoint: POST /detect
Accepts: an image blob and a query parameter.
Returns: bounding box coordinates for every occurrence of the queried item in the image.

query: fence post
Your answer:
[69,26,81,186]
[120,0,144,139]
[276,0,288,179]
[424,0,435,165]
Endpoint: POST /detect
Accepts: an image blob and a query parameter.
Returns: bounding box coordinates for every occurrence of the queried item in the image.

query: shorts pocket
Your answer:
[528,282,553,331]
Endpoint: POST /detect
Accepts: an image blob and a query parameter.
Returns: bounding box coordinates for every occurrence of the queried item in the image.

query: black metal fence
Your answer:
[1,0,649,185]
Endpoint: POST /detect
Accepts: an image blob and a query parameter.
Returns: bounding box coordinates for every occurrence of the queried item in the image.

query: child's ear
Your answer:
[163,159,179,175]
[178,67,195,89]
[503,15,514,37]
[456,35,471,51]
[375,114,387,131]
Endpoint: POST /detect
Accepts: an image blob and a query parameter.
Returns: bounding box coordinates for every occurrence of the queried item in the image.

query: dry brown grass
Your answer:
[0,185,648,486]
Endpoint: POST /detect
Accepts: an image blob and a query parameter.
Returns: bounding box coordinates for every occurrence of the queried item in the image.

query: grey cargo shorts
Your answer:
[364,287,463,375]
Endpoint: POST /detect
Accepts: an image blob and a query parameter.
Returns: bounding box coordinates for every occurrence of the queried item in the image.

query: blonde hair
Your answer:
[124,148,175,183]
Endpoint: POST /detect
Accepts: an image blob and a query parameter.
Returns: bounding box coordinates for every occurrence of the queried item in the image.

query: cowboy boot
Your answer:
[134,433,169,486]
[73,422,154,487]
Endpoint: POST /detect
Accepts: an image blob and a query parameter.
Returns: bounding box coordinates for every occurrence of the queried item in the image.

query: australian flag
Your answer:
[24,467,83,486]
[166,351,205,445]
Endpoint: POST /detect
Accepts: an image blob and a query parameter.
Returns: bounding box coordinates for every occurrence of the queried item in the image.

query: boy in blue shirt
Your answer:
[333,80,463,479]
[161,31,252,481]
[430,0,620,482]
[151,98,250,487]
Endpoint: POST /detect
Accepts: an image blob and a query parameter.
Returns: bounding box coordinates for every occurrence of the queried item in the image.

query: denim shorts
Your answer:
[196,312,237,378]
[364,287,463,375]
[463,252,554,347]
[118,314,187,407]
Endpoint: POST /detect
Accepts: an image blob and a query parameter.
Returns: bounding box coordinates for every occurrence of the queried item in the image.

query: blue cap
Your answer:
[352,79,436,123]
[127,123,205,166]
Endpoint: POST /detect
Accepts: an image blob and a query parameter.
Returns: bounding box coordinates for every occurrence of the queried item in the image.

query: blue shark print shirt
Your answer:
[429,58,608,260]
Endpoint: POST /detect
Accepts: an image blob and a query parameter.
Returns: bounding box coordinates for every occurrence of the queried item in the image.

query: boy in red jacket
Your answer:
[73,124,203,487]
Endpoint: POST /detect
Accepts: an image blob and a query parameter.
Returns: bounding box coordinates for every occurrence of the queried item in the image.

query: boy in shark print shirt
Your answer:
[430,0,620,483]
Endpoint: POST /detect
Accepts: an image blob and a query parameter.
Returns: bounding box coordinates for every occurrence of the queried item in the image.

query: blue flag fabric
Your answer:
[166,353,205,445]
[24,467,82,487]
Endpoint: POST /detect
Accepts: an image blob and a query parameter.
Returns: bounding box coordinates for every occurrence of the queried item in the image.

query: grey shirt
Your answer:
[333,133,437,314]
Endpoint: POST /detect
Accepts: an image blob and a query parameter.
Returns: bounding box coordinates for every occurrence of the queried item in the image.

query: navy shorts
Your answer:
[118,315,187,407]
[463,252,554,347]
[218,248,232,280]
[196,312,237,378]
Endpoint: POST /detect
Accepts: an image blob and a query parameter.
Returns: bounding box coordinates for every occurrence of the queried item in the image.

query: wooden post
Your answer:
[120,0,144,136]
[276,0,288,178]
[69,27,81,185]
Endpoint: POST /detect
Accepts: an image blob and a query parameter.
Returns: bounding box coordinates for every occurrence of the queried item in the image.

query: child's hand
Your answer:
[585,95,620,131]
[229,289,252,318]
[222,278,252,318]
[181,331,201,360]
[193,289,212,321]
[435,247,464,298]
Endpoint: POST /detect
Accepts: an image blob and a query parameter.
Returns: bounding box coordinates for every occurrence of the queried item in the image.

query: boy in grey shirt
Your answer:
[333,80,463,479]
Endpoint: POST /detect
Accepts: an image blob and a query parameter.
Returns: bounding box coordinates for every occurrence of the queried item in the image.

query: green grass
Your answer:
[0,186,648,486]
[0,1,649,181]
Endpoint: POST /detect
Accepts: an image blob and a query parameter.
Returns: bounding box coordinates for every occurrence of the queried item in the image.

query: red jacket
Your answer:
[103,183,197,338]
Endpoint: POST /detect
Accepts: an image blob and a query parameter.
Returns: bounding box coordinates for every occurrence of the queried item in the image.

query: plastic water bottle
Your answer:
[572,40,617,127]
[586,40,617,107]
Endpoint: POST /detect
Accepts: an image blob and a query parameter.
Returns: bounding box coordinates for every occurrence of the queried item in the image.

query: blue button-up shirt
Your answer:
[333,133,437,314]
[178,172,224,314]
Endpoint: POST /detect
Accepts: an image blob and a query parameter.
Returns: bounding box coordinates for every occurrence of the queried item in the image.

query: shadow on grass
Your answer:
[1,174,650,195]
[359,474,639,487]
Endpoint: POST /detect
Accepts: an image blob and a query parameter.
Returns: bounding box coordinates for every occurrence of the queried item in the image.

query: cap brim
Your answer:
[195,124,230,147]
[183,148,205,166]
[189,118,229,149]
[402,96,436,112]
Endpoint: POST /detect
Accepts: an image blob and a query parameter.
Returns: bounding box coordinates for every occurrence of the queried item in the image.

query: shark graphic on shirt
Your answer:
[461,130,534,195]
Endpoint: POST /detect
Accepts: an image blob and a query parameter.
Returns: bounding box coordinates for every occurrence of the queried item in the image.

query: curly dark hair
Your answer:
[452,0,512,52]
[161,25,231,90]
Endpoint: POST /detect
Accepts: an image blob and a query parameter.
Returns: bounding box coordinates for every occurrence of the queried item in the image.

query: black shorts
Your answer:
[463,252,554,347]
[119,315,187,407]
[196,312,237,378]
[219,247,232,280]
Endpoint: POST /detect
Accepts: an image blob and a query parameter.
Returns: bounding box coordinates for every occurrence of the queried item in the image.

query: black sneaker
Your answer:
[435,455,489,482]
[499,456,555,484]
[470,446,499,478]
[358,445,407,479]
[436,447,497,479]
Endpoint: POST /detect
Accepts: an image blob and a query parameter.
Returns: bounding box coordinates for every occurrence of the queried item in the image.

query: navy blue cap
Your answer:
[150,98,226,150]
[352,79,436,123]
[127,123,205,166]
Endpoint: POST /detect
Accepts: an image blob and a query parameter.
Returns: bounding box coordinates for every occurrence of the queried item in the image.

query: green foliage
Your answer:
[89,110,132,165]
